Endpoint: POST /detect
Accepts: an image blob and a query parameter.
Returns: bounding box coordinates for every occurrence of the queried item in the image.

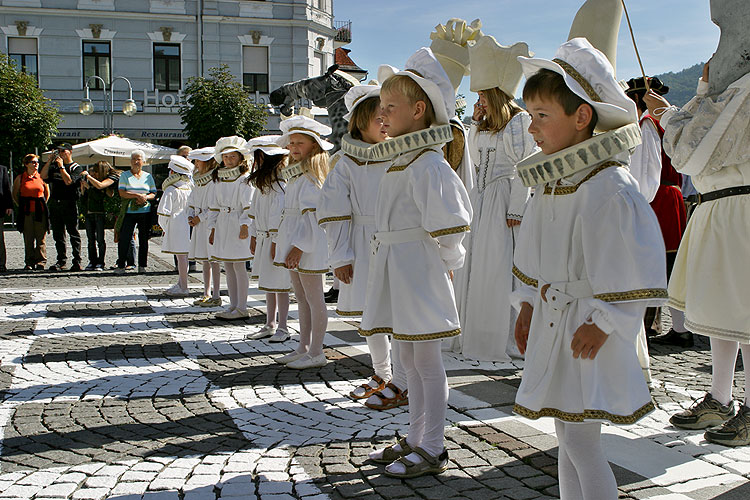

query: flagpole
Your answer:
[621,0,650,92]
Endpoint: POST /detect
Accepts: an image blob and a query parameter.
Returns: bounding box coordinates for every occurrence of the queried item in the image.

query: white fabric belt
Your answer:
[194,207,204,215]
[371,227,431,255]
[352,215,375,226]
[219,207,235,213]
[541,278,594,311]
[257,230,274,238]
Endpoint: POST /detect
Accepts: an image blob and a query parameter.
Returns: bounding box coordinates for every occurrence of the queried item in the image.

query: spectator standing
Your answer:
[11,154,49,270]
[0,163,12,272]
[81,161,120,270]
[40,143,84,271]
[116,150,156,273]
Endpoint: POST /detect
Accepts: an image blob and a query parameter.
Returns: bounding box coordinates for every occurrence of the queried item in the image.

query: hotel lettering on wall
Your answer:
[142,90,281,112]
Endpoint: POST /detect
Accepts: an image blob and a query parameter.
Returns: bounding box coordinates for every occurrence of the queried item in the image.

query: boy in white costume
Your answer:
[318,84,408,409]
[643,0,750,445]
[512,38,667,499]
[361,48,472,478]
[157,155,194,297]
[452,34,538,362]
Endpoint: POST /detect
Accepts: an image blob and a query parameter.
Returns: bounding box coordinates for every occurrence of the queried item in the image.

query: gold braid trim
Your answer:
[553,58,602,102]
[318,215,352,225]
[336,309,363,317]
[593,288,669,303]
[543,161,620,195]
[296,267,328,274]
[513,401,655,425]
[387,149,433,173]
[358,326,461,341]
[429,225,470,238]
[301,208,316,215]
[210,256,252,262]
[259,286,292,293]
[512,265,538,288]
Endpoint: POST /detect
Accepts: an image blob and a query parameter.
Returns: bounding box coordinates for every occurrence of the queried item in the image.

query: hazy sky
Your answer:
[333,0,720,105]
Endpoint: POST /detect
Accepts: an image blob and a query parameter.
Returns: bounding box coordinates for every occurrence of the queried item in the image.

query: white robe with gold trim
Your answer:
[250,184,291,292]
[157,180,192,255]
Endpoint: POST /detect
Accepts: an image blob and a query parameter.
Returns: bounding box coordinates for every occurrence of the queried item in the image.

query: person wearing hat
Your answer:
[510,37,667,499]
[40,142,85,271]
[361,48,472,478]
[157,155,194,296]
[625,77,691,347]
[449,34,537,363]
[272,115,333,370]
[318,84,408,410]
[205,136,255,320]
[80,160,121,271]
[187,147,222,307]
[245,136,292,342]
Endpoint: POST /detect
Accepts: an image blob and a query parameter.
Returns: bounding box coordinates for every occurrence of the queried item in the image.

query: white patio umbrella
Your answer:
[42,135,178,167]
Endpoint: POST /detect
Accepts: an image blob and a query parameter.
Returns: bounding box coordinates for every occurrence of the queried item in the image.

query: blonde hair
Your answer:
[477,87,522,133]
[300,142,329,185]
[381,74,436,127]
[348,96,381,141]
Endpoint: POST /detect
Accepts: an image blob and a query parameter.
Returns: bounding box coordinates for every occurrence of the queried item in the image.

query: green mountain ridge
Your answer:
[652,62,704,108]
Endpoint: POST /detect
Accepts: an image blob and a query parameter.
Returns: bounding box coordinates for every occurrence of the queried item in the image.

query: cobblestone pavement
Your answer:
[0,229,749,499]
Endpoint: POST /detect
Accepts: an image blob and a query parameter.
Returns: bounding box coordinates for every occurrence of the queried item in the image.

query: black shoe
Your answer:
[49,263,66,271]
[84,263,97,271]
[651,329,694,348]
[70,262,83,272]
[35,264,45,271]
[324,288,339,304]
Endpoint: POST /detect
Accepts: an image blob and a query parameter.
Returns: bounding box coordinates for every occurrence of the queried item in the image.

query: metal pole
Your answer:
[198,0,204,77]
[84,75,108,134]
[110,76,135,134]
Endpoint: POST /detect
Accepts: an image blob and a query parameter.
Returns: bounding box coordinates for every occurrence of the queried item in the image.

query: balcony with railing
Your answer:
[334,20,351,44]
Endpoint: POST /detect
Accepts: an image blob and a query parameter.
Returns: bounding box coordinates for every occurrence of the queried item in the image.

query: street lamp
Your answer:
[80,75,138,134]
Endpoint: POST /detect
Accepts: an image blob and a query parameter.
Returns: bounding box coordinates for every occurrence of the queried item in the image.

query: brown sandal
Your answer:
[370,436,413,464]
[384,446,449,478]
[364,383,409,410]
[349,374,387,400]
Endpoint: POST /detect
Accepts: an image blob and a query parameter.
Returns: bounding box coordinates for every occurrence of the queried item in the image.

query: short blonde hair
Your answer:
[381,74,436,127]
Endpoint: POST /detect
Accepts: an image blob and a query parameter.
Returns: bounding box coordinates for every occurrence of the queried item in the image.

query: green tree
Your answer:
[179,65,267,147]
[0,53,60,173]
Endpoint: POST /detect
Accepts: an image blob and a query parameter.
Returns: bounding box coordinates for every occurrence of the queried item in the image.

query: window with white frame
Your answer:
[313,51,326,76]
[242,45,269,93]
[8,37,38,82]
[154,43,181,91]
[83,41,111,89]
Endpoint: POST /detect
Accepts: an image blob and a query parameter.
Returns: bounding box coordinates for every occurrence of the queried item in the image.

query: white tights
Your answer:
[710,338,750,406]
[202,261,221,298]
[224,261,249,312]
[365,335,407,391]
[176,254,189,289]
[555,420,617,500]
[265,292,289,330]
[290,272,327,357]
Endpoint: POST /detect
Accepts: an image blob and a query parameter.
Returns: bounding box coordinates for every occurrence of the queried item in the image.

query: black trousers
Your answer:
[85,212,106,266]
[117,212,150,268]
[48,199,81,266]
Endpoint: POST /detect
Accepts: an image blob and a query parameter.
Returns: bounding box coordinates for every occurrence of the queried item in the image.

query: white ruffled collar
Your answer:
[279,162,305,182]
[340,124,454,162]
[193,170,214,187]
[162,173,191,190]
[217,166,243,181]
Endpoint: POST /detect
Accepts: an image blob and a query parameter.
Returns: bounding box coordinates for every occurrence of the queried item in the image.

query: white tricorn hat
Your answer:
[278,115,334,151]
[568,0,622,69]
[187,146,215,162]
[246,135,288,157]
[517,37,638,132]
[429,18,483,93]
[469,35,531,96]
[343,84,381,122]
[378,47,455,124]
[168,155,194,176]
[213,135,249,163]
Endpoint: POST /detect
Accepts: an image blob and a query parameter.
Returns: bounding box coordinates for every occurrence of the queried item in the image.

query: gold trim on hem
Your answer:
[593,288,668,303]
[386,149,432,173]
[358,326,461,341]
[543,161,620,195]
[297,267,328,274]
[259,286,292,293]
[429,225,470,238]
[318,215,352,225]
[157,212,171,217]
[210,256,251,262]
[301,208,316,215]
[336,309,363,317]
[512,265,538,288]
[513,401,654,425]
[161,251,189,255]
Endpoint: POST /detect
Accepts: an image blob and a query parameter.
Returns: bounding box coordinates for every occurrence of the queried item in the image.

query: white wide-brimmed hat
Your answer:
[187,146,215,162]
[246,135,288,156]
[517,37,638,132]
[278,115,334,151]
[378,47,455,125]
[470,35,531,96]
[168,155,194,176]
[343,85,381,122]
[213,136,249,163]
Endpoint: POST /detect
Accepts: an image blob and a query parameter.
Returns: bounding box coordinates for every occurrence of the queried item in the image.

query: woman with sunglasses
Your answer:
[12,154,50,270]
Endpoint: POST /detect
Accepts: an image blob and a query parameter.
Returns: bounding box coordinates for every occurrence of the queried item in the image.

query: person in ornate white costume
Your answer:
[643,0,750,446]
[206,136,255,320]
[246,136,292,343]
[512,38,667,499]
[272,116,332,370]
[450,34,537,362]
[157,155,194,297]
[187,147,222,308]
[318,84,408,410]
[363,48,472,479]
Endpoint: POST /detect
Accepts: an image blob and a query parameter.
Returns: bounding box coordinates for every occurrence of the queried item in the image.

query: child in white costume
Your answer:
[363,48,472,478]
[452,34,537,362]
[158,155,194,296]
[512,38,667,499]
[246,136,292,343]
[318,84,408,409]
[187,147,222,307]
[206,136,255,320]
[273,116,332,370]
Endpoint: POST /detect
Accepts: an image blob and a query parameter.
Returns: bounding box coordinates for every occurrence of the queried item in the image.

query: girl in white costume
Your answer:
[273,116,332,370]
[452,35,537,361]
[158,155,194,296]
[206,136,255,320]
[246,136,292,343]
[187,147,222,307]
[318,85,408,409]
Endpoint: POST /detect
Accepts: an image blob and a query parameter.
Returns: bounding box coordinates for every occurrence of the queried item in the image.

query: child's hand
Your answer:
[472,101,485,121]
[643,90,671,120]
[285,246,302,269]
[209,228,215,245]
[239,224,249,240]
[514,302,533,355]
[334,264,353,284]
[250,236,256,255]
[571,322,609,360]
[189,215,200,227]
[270,242,276,260]
[506,218,521,228]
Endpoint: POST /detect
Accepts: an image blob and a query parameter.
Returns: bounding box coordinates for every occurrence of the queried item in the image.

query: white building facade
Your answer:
[0,0,337,143]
